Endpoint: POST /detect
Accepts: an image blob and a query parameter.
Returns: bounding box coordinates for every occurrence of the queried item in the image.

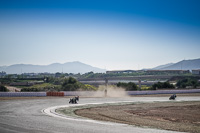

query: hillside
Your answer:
[153,58,200,70]
[152,63,174,70]
[0,61,106,74]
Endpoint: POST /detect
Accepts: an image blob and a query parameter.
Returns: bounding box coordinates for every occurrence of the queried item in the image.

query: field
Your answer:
[75,100,200,133]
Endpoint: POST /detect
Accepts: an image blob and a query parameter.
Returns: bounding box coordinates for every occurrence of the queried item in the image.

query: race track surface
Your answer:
[1,96,200,133]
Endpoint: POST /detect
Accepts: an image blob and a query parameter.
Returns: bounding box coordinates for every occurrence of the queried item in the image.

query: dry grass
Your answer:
[75,101,200,133]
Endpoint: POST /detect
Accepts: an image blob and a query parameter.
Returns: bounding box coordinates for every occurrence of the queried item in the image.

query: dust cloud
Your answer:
[93,85,129,97]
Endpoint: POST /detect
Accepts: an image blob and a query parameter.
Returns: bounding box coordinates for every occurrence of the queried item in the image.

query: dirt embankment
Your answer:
[5,86,21,92]
[75,101,200,133]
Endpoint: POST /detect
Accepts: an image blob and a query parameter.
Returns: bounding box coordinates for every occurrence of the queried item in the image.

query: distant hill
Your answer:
[152,63,175,70]
[0,61,106,74]
[152,58,200,71]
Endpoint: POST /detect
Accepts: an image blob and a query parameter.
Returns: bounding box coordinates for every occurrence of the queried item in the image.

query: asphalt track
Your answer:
[1,96,200,133]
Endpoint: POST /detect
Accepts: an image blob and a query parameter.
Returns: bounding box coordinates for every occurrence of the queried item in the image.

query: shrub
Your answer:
[151,82,175,89]
[0,85,9,92]
[176,78,200,88]
[61,77,97,91]
[117,82,138,91]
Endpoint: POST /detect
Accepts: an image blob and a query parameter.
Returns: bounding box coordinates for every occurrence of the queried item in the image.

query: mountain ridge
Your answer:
[1,58,200,74]
[152,63,175,70]
[0,61,106,74]
[152,58,200,70]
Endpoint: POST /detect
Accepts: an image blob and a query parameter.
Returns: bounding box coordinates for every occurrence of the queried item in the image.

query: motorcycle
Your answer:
[69,96,79,104]
[169,94,177,100]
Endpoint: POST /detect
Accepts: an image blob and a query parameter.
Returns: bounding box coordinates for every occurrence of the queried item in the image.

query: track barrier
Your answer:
[0,89,199,97]
[0,92,46,97]
[127,89,200,95]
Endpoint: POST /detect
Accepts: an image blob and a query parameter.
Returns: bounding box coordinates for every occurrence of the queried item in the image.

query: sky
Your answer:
[0,0,200,70]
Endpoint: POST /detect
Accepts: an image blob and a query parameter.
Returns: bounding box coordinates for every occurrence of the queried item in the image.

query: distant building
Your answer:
[192,69,200,75]
[39,73,55,77]
[146,70,190,75]
[23,73,38,77]
[106,70,137,74]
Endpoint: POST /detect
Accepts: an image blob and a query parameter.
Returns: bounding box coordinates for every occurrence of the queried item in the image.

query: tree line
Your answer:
[0,77,200,92]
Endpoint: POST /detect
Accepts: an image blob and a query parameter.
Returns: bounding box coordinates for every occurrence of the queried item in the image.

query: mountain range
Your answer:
[0,61,106,74]
[0,58,200,74]
[151,58,200,71]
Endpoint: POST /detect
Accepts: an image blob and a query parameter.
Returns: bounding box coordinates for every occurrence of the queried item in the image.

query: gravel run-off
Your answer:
[75,101,200,133]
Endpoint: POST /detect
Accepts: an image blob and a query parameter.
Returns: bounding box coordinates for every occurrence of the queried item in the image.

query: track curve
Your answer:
[1,96,199,133]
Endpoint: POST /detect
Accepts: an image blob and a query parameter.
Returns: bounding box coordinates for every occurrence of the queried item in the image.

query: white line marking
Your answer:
[41,100,169,125]
[42,98,200,125]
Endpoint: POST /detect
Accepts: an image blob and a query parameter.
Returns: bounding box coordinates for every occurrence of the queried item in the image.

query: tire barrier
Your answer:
[0,92,46,97]
[127,89,200,95]
[46,92,64,96]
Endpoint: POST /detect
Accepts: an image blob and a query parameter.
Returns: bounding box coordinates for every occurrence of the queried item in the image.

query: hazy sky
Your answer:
[0,0,200,70]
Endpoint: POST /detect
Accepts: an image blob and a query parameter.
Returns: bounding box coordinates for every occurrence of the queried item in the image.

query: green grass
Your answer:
[30,83,58,88]
[140,85,151,90]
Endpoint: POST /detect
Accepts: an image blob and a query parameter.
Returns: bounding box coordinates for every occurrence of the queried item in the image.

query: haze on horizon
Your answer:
[0,0,200,70]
